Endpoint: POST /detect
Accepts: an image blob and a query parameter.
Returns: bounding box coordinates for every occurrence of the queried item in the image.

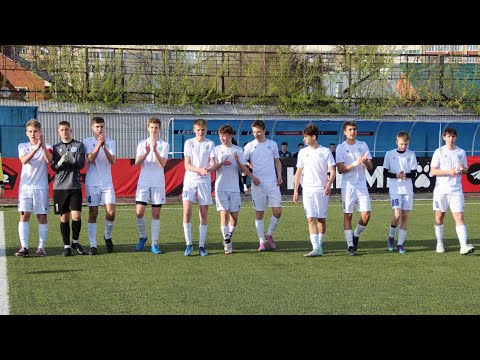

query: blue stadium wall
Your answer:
[168,118,480,158]
[0,106,38,157]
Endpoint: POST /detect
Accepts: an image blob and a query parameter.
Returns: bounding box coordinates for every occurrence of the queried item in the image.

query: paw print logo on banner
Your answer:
[415,163,432,188]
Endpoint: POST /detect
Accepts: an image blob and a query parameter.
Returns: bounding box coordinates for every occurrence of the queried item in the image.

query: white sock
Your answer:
[255,219,265,242]
[199,224,207,247]
[38,223,48,249]
[105,220,114,239]
[310,233,319,250]
[389,225,397,238]
[18,222,29,249]
[229,225,236,236]
[221,226,229,240]
[354,224,366,237]
[398,229,407,246]
[183,223,192,246]
[136,217,147,238]
[434,224,444,244]
[318,233,324,245]
[88,223,97,247]
[151,219,160,246]
[267,215,280,236]
[456,225,468,247]
[344,229,353,248]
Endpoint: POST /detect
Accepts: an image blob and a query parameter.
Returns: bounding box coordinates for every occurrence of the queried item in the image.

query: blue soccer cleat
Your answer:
[151,244,162,254]
[135,237,147,252]
[184,244,193,256]
[387,236,394,252]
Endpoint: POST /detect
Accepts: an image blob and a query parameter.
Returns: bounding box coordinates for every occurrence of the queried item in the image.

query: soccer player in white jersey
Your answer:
[293,124,336,257]
[134,117,170,254]
[336,120,373,256]
[211,125,259,254]
[83,117,117,255]
[15,119,53,257]
[243,120,283,251]
[430,127,474,255]
[182,119,216,257]
[383,131,418,254]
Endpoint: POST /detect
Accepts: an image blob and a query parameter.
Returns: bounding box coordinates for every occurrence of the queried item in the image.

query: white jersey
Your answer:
[243,139,279,183]
[183,137,215,185]
[136,138,170,187]
[336,140,371,190]
[18,142,52,190]
[296,145,335,192]
[431,145,467,194]
[83,137,116,186]
[214,144,246,192]
[383,149,417,195]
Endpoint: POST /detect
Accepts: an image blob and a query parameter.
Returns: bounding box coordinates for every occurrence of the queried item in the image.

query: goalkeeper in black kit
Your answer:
[51,121,87,256]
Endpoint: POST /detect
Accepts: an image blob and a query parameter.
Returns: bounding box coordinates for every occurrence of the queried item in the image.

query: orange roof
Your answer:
[0,53,45,90]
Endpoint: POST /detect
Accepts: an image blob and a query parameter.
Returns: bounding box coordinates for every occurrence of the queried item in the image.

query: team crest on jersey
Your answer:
[357,147,362,152]
[457,154,462,160]
[267,146,272,150]
[70,146,77,153]
[204,144,210,150]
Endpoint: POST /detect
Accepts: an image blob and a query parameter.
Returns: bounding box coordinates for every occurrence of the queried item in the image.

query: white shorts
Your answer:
[341,186,371,213]
[251,181,282,211]
[433,190,464,213]
[18,188,50,214]
[136,185,166,205]
[215,191,241,212]
[302,190,329,219]
[389,193,413,211]
[86,185,116,207]
[182,182,213,205]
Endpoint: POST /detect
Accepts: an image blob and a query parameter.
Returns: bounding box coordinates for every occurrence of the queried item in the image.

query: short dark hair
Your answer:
[91,116,105,125]
[58,120,70,127]
[443,127,457,137]
[251,120,265,130]
[343,120,357,131]
[302,124,319,138]
[330,143,335,147]
[219,124,234,135]
[281,141,288,146]
[298,143,304,147]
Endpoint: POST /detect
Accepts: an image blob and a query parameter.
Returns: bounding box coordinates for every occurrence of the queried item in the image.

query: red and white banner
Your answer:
[2,156,479,198]
[1,158,189,198]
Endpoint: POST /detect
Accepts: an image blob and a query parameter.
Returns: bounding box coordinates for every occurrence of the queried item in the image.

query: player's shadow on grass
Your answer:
[318,237,479,256]
[26,269,83,274]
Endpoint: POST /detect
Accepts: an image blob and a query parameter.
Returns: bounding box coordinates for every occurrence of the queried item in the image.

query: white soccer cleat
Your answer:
[436,243,445,253]
[460,244,475,255]
[224,242,233,255]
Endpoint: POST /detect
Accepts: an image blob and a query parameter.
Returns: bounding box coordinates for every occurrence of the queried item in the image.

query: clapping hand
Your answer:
[98,133,105,147]
[64,151,75,164]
